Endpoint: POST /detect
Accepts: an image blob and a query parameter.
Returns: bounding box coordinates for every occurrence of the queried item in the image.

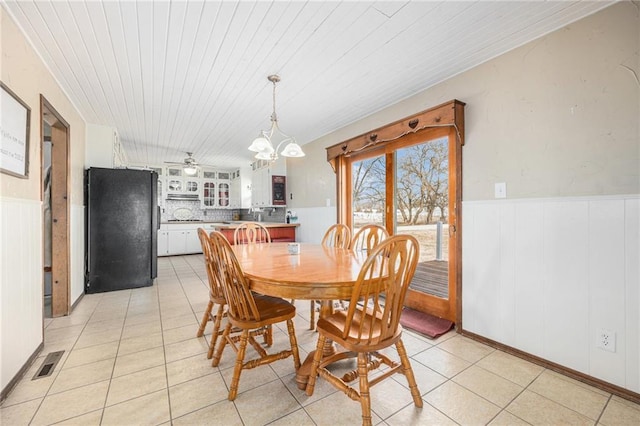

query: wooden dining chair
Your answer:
[306,235,423,425]
[321,223,351,249]
[209,231,301,401]
[308,224,354,329]
[196,228,228,359]
[233,222,271,245]
[349,224,389,253]
[197,229,270,362]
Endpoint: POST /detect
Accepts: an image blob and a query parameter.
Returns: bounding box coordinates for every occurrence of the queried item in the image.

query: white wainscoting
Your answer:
[70,204,85,305]
[0,197,43,391]
[462,195,640,392]
[294,206,337,244]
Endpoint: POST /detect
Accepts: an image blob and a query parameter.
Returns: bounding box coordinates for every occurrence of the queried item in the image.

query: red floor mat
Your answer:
[400,307,453,339]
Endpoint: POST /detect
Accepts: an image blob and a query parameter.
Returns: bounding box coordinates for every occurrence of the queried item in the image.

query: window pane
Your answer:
[395,137,449,298]
[351,155,385,232]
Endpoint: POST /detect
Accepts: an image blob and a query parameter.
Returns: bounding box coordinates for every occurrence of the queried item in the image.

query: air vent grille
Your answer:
[32,350,64,380]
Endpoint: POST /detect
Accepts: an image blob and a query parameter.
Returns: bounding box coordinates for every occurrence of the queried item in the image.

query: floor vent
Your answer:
[32,350,64,380]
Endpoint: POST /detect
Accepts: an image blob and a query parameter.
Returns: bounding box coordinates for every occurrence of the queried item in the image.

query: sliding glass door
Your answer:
[345,127,460,322]
[395,138,450,300]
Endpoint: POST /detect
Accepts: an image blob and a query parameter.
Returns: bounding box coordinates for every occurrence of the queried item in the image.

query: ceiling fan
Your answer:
[164,152,204,176]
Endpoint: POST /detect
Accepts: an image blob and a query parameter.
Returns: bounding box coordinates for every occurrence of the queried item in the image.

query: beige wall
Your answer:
[0,7,86,203]
[1,6,86,392]
[288,1,639,207]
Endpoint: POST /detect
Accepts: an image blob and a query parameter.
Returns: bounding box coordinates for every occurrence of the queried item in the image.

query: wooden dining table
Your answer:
[231,242,368,389]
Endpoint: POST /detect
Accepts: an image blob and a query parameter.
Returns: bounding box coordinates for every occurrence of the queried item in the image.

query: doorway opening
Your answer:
[41,96,70,318]
[43,126,52,317]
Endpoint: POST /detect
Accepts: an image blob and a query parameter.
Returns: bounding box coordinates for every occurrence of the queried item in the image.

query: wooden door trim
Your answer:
[40,96,70,317]
[327,99,465,168]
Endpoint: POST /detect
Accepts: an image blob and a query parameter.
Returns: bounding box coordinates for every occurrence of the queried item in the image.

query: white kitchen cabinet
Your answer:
[230,168,251,208]
[184,178,199,194]
[251,159,286,207]
[217,171,231,208]
[158,229,169,256]
[201,169,231,209]
[202,170,217,208]
[167,230,185,255]
[167,229,200,255]
[159,224,204,256]
[185,229,201,253]
[166,167,200,196]
[167,176,184,193]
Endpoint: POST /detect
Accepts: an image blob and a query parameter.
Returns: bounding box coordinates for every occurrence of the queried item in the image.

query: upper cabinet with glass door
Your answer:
[166,166,184,193]
[202,170,217,208]
[201,169,231,209]
[166,166,199,195]
[217,171,231,208]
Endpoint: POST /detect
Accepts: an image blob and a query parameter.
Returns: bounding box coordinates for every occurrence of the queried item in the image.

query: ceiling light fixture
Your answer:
[183,164,198,176]
[248,75,305,161]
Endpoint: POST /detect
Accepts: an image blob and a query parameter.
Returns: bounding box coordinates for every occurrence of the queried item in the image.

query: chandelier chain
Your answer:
[270,75,278,123]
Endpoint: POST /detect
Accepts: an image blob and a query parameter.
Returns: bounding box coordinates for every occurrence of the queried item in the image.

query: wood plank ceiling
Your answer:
[2,0,614,168]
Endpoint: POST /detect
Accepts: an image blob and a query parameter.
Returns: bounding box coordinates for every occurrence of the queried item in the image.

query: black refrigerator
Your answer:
[85,167,158,293]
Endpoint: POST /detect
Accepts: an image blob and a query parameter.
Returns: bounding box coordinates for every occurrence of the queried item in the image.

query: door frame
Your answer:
[41,96,70,317]
[326,100,465,326]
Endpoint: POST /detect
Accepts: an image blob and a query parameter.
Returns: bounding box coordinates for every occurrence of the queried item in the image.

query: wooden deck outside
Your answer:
[409,260,448,299]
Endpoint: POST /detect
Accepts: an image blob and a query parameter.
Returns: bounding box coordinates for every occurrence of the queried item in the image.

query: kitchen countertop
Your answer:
[210,221,300,230]
[161,221,299,229]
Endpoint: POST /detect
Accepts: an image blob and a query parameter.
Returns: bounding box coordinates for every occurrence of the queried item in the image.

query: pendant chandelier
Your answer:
[248,75,305,160]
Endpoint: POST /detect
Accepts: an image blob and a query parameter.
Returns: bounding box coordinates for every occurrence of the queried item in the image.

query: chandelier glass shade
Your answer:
[183,164,198,176]
[248,75,305,160]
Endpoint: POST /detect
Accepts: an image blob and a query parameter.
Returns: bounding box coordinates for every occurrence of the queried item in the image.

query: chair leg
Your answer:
[228,329,249,401]
[286,319,301,369]
[197,300,213,337]
[358,353,373,426]
[309,300,315,330]
[396,339,423,408]
[305,334,326,396]
[207,304,225,359]
[263,325,273,347]
[212,323,231,367]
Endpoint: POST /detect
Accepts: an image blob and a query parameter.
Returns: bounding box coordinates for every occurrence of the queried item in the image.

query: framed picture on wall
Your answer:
[0,81,31,178]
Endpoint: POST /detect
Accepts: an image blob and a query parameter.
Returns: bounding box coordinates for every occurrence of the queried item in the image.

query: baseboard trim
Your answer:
[71,292,84,312]
[0,342,44,403]
[460,329,640,405]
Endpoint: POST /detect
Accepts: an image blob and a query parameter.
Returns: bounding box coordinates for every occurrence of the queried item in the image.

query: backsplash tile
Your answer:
[162,201,232,222]
[162,201,287,223]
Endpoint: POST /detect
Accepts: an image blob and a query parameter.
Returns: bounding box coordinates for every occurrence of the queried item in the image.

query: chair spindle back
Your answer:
[209,231,262,322]
[321,223,351,249]
[344,234,419,346]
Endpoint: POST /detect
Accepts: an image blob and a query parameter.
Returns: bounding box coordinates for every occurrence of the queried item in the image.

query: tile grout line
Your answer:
[161,255,207,423]
[26,292,106,424]
[159,258,179,424]
[99,289,134,424]
[595,394,614,425]
[184,255,247,424]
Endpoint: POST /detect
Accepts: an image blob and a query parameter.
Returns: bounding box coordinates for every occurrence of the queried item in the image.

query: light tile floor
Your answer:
[2,254,639,425]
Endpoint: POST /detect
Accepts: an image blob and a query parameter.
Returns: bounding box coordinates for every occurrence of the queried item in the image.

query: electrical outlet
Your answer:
[597,329,616,353]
